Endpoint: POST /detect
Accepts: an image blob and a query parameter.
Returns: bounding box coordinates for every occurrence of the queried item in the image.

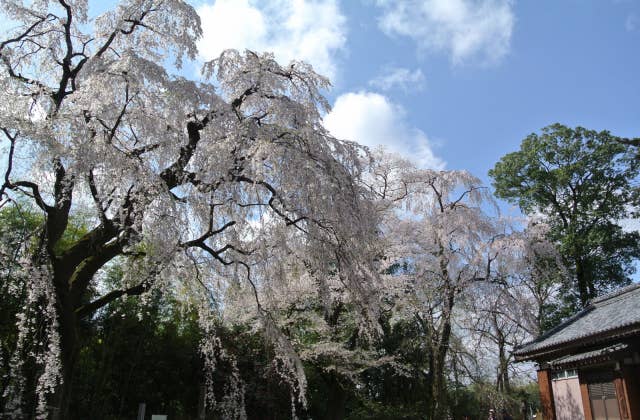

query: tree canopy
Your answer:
[489,123,640,308]
[0,0,377,417]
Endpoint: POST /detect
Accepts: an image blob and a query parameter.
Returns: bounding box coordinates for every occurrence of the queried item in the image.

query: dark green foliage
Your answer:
[213,325,294,420]
[69,289,203,419]
[538,301,573,334]
[490,123,640,310]
[67,280,295,419]
[68,286,299,418]
[306,317,433,420]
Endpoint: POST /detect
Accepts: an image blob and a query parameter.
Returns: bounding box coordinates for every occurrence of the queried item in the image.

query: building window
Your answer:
[551,369,578,380]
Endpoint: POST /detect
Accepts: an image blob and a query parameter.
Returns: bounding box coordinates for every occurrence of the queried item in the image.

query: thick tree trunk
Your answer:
[50,287,79,420]
[43,218,124,418]
[325,373,347,420]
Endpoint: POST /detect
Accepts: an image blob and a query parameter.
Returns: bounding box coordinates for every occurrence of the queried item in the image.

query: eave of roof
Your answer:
[514,284,640,361]
[545,342,629,369]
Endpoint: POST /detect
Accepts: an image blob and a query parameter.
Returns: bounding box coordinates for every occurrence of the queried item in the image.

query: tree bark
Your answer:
[575,255,591,307]
[325,373,347,420]
[427,289,454,420]
[50,283,79,420]
[44,222,124,418]
[496,337,510,393]
[494,313,510,394]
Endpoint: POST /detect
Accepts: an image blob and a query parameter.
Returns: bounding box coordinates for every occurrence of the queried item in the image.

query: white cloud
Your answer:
[196,0,347,79]
[626,14,638,32]
[323,91,445,169]
[376,0,514,65]
[369,67,425,92]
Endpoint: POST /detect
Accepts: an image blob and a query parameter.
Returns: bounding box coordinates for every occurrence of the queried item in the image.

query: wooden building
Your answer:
[514,284,640,420]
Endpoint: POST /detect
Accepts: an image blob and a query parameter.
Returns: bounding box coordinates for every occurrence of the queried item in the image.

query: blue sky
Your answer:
[192,0,640,188]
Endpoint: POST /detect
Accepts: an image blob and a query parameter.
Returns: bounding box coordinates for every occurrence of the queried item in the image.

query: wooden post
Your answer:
[537,369,556,420]
[579,374,593,420]
[620,365,640,420]
[614,376,631,419]
[614,365,640,420]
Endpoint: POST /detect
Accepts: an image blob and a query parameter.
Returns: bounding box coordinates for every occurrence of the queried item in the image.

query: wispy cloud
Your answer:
[323,91,445,169]
[196,0,347,80]
[369,67,425,92]
[375,0,515,66]
[626,14,638,32]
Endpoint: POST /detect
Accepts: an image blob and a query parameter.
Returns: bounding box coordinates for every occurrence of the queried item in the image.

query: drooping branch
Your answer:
[7,181,50,212]
[94,6,158,58]
[0,128,18,201]
[1,128,51,211]
[181,220,237,249]
[1,56,55,93]
[0,13,58,93]
[449,185,485,209]
[182,238,253,268]
[231,174,312,232]
[0,13,55,52]
[75,276,151,319]
[87,169,108,224]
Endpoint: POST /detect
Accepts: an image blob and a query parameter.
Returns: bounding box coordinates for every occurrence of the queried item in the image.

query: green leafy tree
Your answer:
[489,123,640,308]
[617,137,640,148]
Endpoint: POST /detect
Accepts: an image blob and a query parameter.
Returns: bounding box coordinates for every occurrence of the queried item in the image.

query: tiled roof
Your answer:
[547,343,629,367]
[514,284,640,359]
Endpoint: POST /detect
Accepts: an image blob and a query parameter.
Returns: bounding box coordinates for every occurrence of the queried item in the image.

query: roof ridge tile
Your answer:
[590,283,640,305]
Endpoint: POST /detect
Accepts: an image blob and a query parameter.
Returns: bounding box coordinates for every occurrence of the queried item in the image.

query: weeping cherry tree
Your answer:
[0,0,378,418]
[366,151,502,418]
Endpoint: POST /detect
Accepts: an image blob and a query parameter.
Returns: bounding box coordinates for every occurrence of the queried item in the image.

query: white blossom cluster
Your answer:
[3,259,61,419]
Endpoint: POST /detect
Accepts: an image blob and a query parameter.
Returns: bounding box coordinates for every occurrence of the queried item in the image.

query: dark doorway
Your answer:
[584,369,622,420]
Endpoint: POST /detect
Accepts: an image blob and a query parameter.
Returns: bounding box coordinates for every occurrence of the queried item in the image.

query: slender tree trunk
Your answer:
[428,292,454,420]
[494,313,510,394]
[429,337,450,419]
[426,249,456,420]
[575,256,590,307]
[496,337,510,393]
[429,355,446,419]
